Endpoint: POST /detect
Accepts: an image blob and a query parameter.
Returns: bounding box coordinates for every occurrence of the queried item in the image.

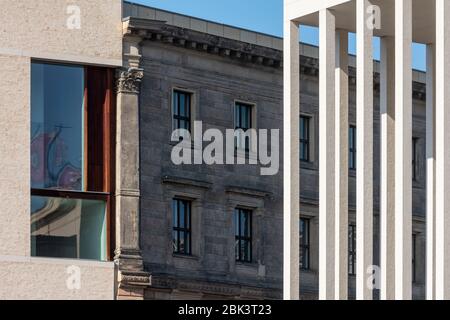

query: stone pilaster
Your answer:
[115,35,150,300]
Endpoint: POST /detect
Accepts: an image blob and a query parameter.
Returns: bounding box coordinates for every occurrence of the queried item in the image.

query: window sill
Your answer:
[173,254,199,261]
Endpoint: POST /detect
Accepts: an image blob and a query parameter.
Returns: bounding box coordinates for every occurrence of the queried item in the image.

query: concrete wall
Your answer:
[0,0,122,300]
[0,256,115,300]
[0,0,123,66]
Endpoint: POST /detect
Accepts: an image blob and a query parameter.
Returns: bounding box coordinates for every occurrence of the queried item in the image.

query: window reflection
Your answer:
[31,63,85,191]
[31,196,107,261]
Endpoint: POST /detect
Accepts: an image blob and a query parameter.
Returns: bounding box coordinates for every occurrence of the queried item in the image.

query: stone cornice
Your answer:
[225,186,271,199]
[162,175,213,189]
[149,274,281,299]
[122,17,426,101]
[123,17,283,69]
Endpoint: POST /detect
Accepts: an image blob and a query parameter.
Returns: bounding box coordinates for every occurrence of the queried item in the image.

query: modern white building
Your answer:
[284,0,448,300]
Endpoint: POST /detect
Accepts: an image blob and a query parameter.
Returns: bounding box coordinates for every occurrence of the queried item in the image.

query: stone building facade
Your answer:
[122,3,427,300]
[0,0,429,300]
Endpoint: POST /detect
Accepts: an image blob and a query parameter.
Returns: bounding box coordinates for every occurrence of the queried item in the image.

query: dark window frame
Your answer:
[412,137,419,182]
[349,224,357,276]
[235,208,253,263]
[349,125,357,170]
[172,198,192,256]
[173,90,192,133]
[300,116,311,162]
[412,233,417,283]
[300,218,311,270]
[30,61,116,261]
[234,102,253,152]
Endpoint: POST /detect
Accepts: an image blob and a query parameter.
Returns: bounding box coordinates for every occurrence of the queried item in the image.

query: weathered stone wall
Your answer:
[139,40,284,299]
[138,35,428,299]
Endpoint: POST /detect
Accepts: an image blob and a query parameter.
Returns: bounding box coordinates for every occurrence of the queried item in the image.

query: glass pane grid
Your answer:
[235,208,252,263]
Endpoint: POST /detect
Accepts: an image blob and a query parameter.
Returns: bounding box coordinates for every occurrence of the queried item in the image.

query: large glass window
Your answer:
[235,208,252,263]
[300,116,311,162]
[31,63,85,191]
[300,218,310,270]
[31,195,107,260]
[172,199,192,255]
[31,62,114,261]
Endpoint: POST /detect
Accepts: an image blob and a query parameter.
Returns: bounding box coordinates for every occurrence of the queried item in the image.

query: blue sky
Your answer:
[128,0,426,71]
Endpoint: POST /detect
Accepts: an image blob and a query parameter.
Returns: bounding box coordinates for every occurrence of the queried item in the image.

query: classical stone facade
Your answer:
[121,2,428,300]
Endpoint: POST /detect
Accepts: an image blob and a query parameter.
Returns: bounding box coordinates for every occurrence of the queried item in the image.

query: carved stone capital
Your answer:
[116,67,144,94]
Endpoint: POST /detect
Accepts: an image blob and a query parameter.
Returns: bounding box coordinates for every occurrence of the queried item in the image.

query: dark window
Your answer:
[235,208,252,263]
[173,90,192,132]
[413,138,419,181]
[172,199,192,255]
[300,218,311,270]
[349,126,357,170]
[349,224,356,275]
[31,62,115,261]
[300,116,311,162]
[412,233,417,283]
[234,102,253,151]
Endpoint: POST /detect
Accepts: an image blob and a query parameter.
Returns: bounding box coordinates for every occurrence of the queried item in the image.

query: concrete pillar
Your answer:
[115,36,150,300]
[394,0,413,300]
[380,36,396,300]
[435,0,450,300]
[319,8,336,300]
[334,29,349,300]
[356,0,374,300]
[283,19,300,301]
[426,43,436,300]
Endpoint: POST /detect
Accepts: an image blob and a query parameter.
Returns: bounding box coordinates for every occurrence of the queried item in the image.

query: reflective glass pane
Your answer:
[31,196,107,261]
[31,63,85,191]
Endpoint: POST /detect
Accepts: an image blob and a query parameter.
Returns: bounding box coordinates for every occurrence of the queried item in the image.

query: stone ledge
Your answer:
[162,175,213,189]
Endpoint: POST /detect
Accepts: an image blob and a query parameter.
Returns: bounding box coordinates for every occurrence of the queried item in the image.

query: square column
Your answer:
[380,36,396,300]
[426,43,436,300]
[283,19,300,300]
[394,0,413,300]
[356,0,374,300]
[435,0,450,300]
[319,8,336,300]
[334,29,349,300]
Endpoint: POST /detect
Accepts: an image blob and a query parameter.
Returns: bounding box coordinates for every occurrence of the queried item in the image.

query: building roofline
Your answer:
[124,1,283,41]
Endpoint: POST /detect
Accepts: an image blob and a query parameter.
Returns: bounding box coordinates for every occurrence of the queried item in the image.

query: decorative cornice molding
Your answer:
[162,175,212,189]
[119,271,152,287]
[225,186,271,199]
[123,17,283,69]
[116,67,144,94]
[149,274,281,299]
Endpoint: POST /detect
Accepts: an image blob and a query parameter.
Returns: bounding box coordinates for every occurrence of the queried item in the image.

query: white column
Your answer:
[335,29,349,300]
[435,0,450,300]
[426,43,436,300]
[356,0,374,300]
[394,0,413,300]
[283,19,300,300]
[319,8,336,300]
[380,36,396,300]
